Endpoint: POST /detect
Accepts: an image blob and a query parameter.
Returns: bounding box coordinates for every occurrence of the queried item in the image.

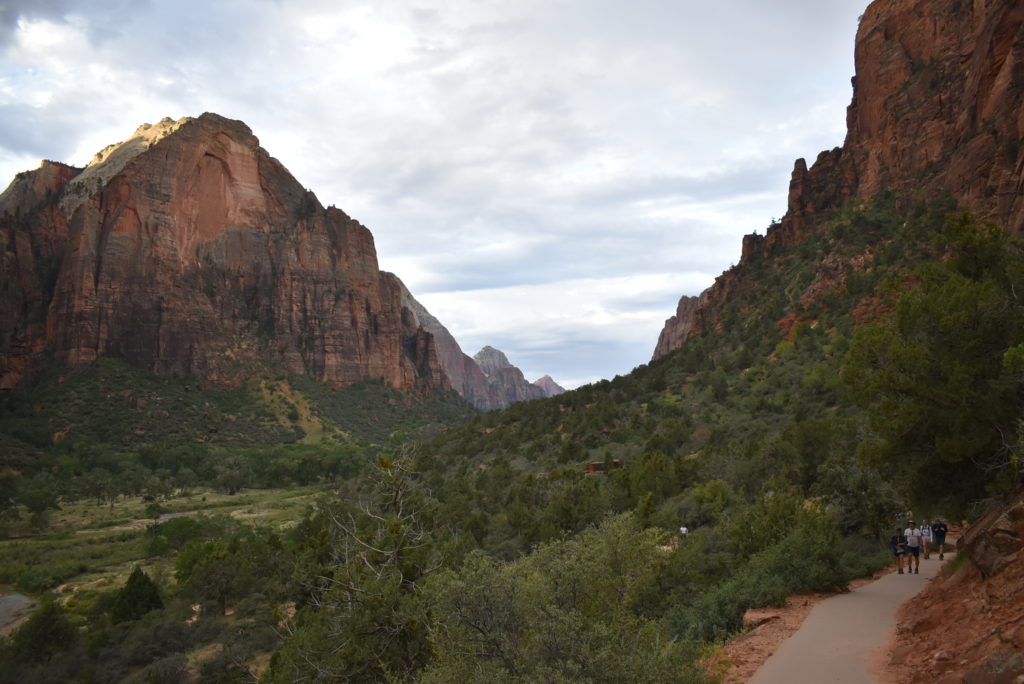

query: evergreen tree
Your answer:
[844,212,1024,510]
[111,566,164,624]
[269,451,444,682]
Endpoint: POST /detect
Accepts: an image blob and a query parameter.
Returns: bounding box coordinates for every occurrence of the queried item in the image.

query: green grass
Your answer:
[0,485,326,595]
[0,530,148,593]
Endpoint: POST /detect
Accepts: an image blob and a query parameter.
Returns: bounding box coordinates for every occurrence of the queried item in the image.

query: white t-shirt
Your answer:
[921,525,933,541]
[904,528,923,547]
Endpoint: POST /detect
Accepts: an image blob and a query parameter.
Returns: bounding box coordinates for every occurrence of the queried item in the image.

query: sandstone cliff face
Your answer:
[0,113,447,393]
[0,161,81,389]
[654,0,1024,360]
[653,295,700,361]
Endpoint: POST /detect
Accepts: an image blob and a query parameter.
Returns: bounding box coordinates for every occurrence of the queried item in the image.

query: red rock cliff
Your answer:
[654,0,1024,360]
[0,113,447,393]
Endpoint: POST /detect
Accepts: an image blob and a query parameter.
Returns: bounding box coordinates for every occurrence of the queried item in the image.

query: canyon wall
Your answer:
[655,0,1024,359]
[0,114,447,393]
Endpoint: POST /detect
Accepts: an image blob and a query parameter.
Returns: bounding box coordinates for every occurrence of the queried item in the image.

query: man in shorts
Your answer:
[890,526,908,574]
[904,520,923,573]
[931,518,949,560]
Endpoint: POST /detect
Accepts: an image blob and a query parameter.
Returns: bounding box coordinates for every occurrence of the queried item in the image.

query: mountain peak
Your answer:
[473,346,513,375]
[0,113,445,393]
[533,375,566,397]
[58,115,195,216]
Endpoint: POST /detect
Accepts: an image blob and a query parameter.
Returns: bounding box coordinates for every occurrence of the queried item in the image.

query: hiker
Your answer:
[931,518,949,560]
[890,527,908,574]
[921,520,933,559]
[904,520,923,573]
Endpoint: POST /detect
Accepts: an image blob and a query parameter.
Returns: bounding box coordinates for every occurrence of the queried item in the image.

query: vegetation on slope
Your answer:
[0,358,475,533]
[2,194,1023,682]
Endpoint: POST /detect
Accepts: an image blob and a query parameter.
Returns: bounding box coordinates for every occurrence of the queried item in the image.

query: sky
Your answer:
[0,0,868,388]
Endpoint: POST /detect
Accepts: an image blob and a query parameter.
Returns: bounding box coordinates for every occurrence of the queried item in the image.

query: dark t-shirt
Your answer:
[932,522,948,539]
[890,534,908,553]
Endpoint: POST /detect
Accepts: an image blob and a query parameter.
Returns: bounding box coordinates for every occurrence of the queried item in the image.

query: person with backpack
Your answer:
[921,520,934,559]
[904,520,924,573]
[890,527,908,574]
[931,518,949,560]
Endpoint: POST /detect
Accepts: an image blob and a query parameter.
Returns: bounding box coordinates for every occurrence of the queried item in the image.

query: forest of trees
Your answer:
[2,197,1022,682]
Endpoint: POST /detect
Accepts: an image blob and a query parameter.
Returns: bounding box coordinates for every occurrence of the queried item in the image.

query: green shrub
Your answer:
[667,512,846,641]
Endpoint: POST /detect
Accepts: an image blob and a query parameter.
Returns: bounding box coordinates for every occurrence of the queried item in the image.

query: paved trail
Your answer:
[749,555,948,683]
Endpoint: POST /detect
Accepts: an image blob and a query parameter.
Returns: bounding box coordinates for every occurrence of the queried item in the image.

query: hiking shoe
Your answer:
[898,569,904,574]
[915,568,919,574]
[939,554,944,560]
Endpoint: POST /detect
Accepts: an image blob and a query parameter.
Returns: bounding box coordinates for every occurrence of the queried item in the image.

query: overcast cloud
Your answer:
[0,0,867,388]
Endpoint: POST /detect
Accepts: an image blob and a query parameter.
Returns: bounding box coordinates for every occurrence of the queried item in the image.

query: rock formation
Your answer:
[393,276,500,409]
[655,0,1024,360]
[473,346,548,407]
[532,375,566,398]
[653,296,700,361]
[0,114,447,393]
[388,284,566,408]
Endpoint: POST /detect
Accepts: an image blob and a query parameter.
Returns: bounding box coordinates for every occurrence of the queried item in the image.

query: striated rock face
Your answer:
[654,0,1024,360]
[0,113,447,393]
[0,161,82,388]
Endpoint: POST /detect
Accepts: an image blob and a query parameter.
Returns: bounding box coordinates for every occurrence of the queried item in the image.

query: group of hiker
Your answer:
[889,518,948,574]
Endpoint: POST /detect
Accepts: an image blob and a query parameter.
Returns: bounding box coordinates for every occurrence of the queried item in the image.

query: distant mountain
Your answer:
[655,0,1024,359]
[392,280,565,410]
[532,374,566,398]
[472,346,552,407]
[473,346,515,376]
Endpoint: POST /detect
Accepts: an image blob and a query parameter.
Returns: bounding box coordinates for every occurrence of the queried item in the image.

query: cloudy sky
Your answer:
[1,0,867,388]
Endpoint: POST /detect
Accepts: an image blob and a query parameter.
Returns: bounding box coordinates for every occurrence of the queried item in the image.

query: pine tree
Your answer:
[111,566,164,624]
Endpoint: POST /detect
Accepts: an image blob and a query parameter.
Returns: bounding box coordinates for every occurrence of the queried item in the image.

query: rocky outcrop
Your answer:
[653,296,700,361]
[654,0,1024,360]
[960,498,1024,578]
[0,113,447,393]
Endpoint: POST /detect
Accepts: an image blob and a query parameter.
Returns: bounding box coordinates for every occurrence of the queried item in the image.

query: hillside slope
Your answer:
[656,0,1024,359]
